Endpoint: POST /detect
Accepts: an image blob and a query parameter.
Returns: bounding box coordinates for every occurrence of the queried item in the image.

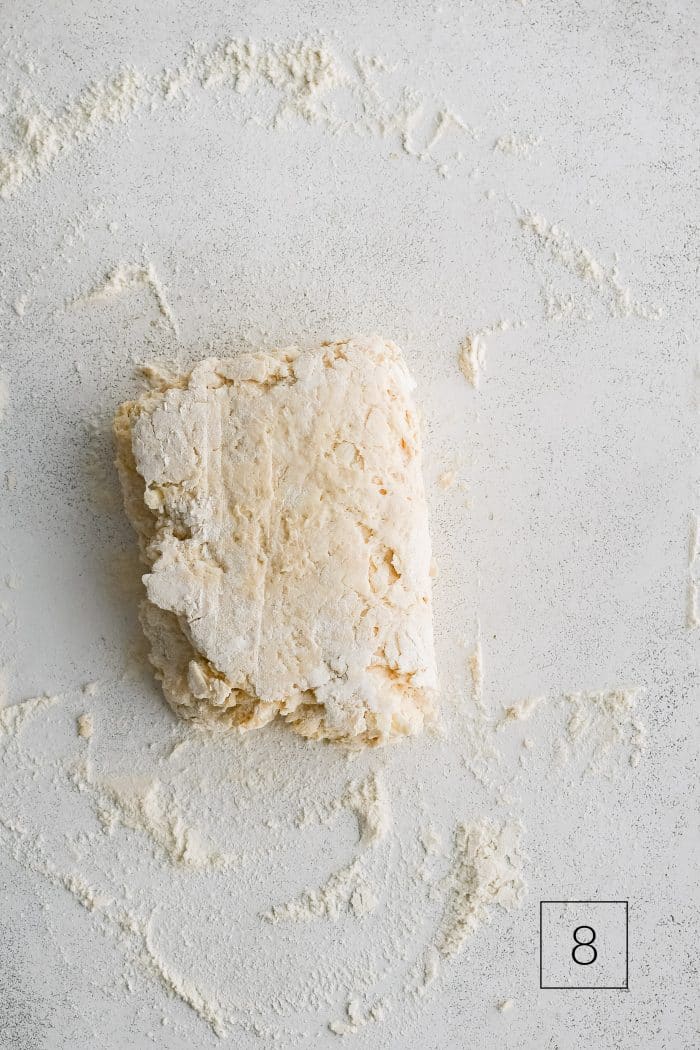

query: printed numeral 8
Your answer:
[572,925,597,965]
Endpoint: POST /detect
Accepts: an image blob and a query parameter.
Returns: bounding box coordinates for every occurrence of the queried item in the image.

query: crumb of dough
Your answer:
[468,639,484,711]
[457,331,486,388]
[114,336,437,747]
[458,319,524,388]
[77,713,94,739]
[497,998,514,1013]
[499,695,543,726]
[82,681,99,696]
[437,470,455,489]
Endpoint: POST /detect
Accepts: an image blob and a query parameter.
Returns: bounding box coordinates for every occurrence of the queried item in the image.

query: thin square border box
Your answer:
[539,900,629,990]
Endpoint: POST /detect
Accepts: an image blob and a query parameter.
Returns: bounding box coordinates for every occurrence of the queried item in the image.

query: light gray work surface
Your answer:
[0,1,698,1048]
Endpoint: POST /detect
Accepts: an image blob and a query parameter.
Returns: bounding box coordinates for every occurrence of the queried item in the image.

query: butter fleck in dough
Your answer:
[114,337,437,746]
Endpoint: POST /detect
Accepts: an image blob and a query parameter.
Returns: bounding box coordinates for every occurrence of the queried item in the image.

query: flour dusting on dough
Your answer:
[114,339,437,747]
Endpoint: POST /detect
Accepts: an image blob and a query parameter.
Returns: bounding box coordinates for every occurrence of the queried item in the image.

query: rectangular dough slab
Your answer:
[114,336,437,746]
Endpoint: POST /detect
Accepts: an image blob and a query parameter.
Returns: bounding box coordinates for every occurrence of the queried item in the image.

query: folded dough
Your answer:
[114,336,437,746]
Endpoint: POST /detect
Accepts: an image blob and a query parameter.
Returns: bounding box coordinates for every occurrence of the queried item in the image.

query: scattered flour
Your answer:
[460,629,503,787]
[686,580,699,629]
[0,39,430,197]
[0,814,228,1035]
[468,638,484,714]
[0,374,9,422]
[0,694,58,739]
[262,856,376,924]
[69,759,234,870]
[434,820,526,958]
[295,771,391,844]
[329,996,385,1036]
[0,29,671,1048]
[458,331,487,389]
[564,687,647,771]
[520,211,663,320]
[71,261,178,334]
[499,695,544,727]
[542,285,590,322]
[418,107,480,164]
[0,69,143,198]
[342,771,391,846]
[689,513,700,566]
[502,685,648,774]
[458,319,527,388]
[687,515,699,628]
[420,824,443,856]
[494,132,542,158]
[143,914,228,1037]
[263,772,390,923]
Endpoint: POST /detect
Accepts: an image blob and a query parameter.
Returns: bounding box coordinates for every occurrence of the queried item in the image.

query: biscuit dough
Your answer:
[114,336,437,746]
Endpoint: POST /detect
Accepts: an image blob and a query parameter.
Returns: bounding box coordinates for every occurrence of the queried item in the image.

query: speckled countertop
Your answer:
[0,2,697,1048]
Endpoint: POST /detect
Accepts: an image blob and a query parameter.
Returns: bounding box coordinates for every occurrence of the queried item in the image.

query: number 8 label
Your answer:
[571,925,597,965]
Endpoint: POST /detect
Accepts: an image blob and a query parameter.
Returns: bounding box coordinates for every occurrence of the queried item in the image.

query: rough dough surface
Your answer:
[114,337,437,746]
